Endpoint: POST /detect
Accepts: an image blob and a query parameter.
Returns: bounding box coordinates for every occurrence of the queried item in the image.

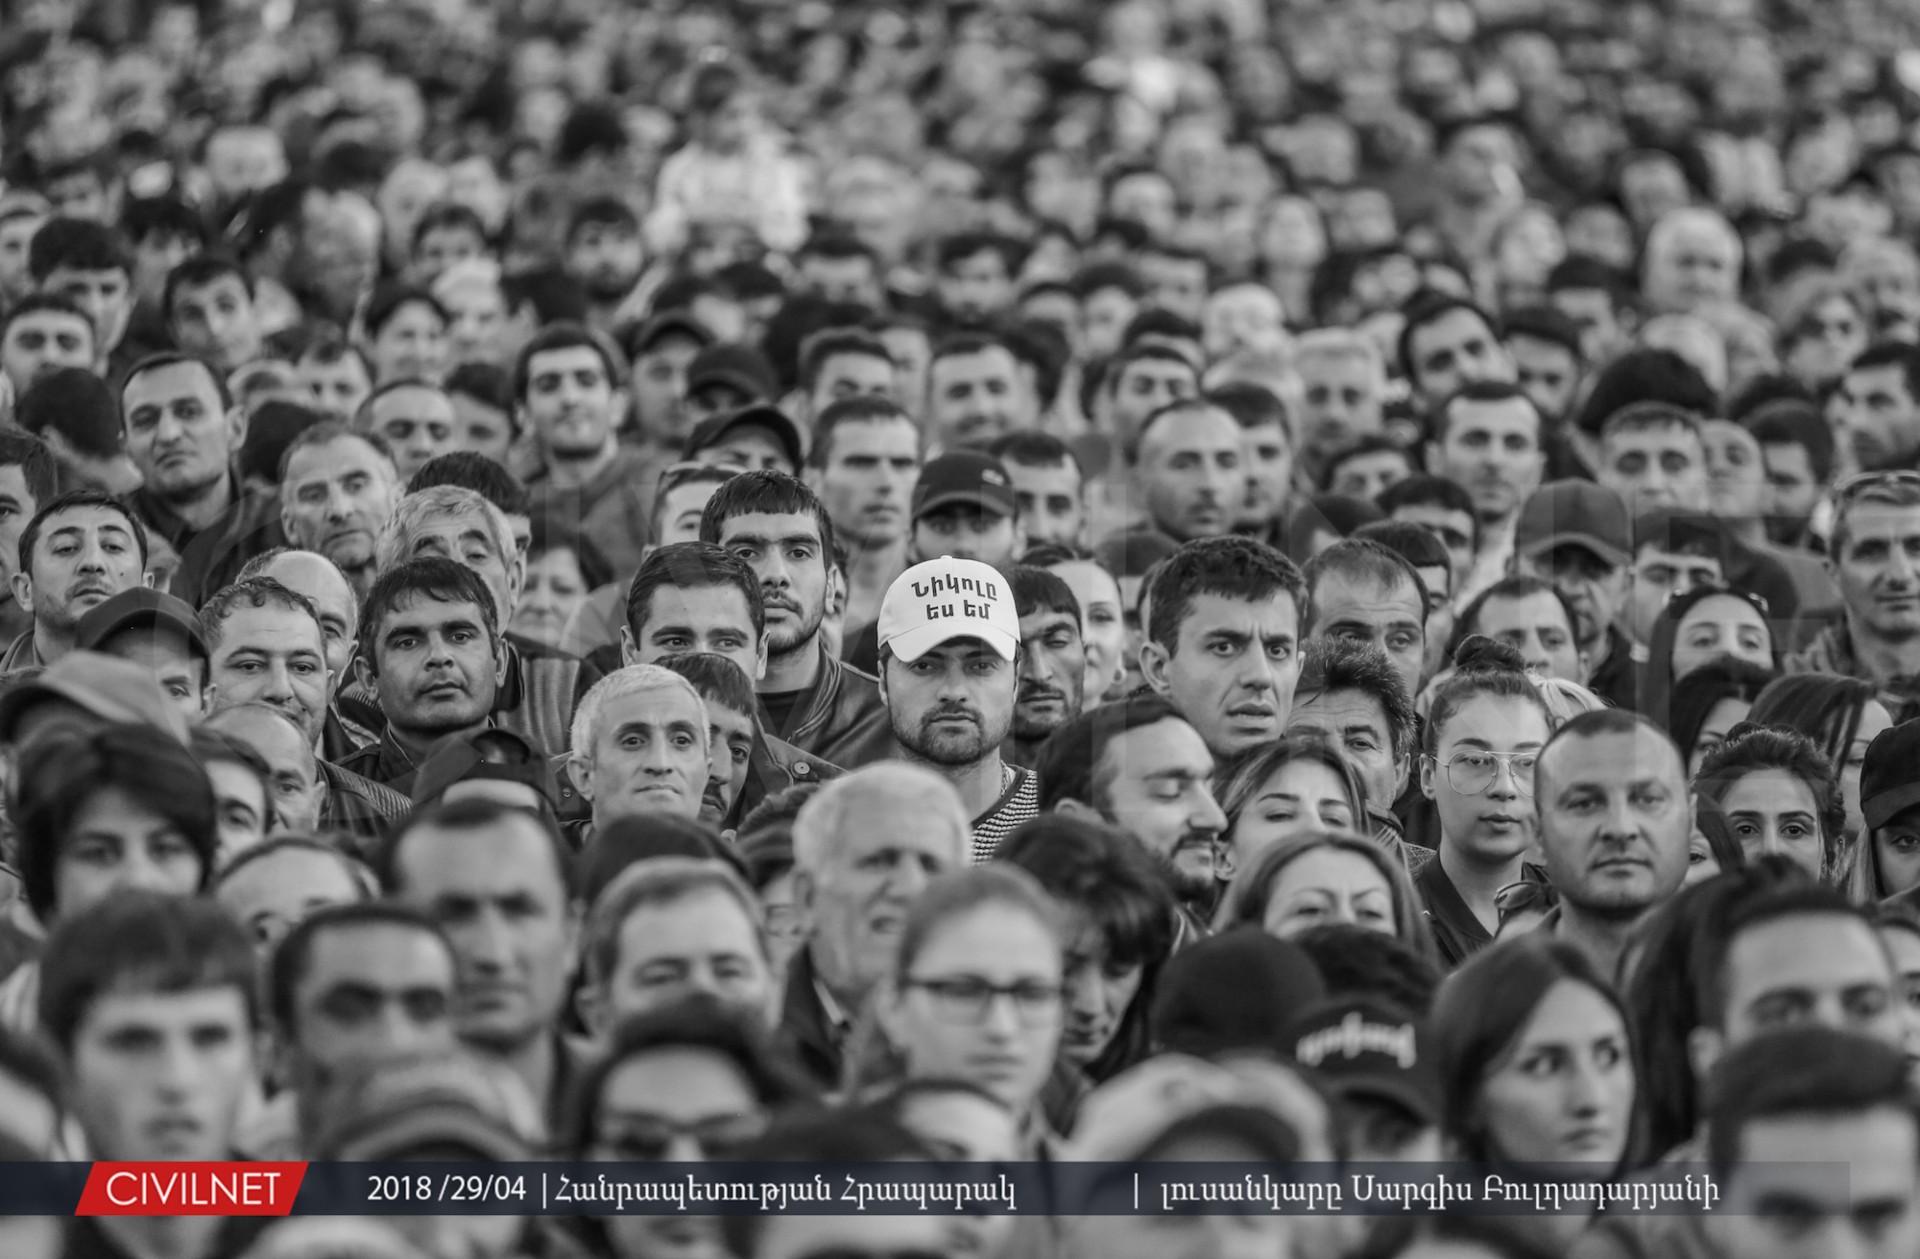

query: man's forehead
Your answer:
[528,346,607,376]
[215,605,323,650]
[40,505,133,535]
[307,918,451,971]
[79,982,249,1029]
[1543,726,1680,782]
[1106,718,1210,771]
[1180,590,1297,632]
[1310,570,1420,616]
[126,361,220,404]
[1293,687,1388,730]
[602,682,705,724]
[1842,503,1920,539]
[644,583,752,626]
[8,310,89,337]
[372,386,454,417]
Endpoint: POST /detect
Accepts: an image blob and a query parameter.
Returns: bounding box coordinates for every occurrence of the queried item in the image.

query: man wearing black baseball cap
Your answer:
[74,586,210,720]
[685,403,805,476]
[1514,480,1639,710]
[1862,720,1920,907]
[909,450,1022,569]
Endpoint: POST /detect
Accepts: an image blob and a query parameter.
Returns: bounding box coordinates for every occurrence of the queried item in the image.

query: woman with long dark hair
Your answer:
[1747,672,1893,850]
[1693,725,1849,884]
[1641,585,1776,729]
[1667,655,1776,780]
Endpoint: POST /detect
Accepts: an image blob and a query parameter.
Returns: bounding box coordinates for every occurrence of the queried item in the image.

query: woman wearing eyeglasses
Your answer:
[1412,637,1555,969]
[564,995,819,1259]
[872,866,1068,1158]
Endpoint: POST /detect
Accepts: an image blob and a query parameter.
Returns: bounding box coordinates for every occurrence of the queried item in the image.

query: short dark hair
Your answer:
[1849,340,1920,400]
[1742,398,1834,483]
[649,463,737,538]
[362,284,449,341]
[654,651,758,721]
[799,329,891,391]
[197,575,323,653]
[1536,707,1677,795]
[161,254,251,323]
[935,230,1023,277]
[122,350,232,410]
[407,451,527,518]
[989,430,1082,479]
[1322,434,1415,491]
[1295,639,1415,761]
[1148,536,1305,652]
[39,891,257,1054]
[18,488,148,575]
[275,418,396,487]
[1352,519,1451,574]
[1206,381,1289,432]
[1432,379,1542,442]
[410,201,490,254]
[1546,254,1629,301]
[1397,293,1496,383]
[358,557,500,672]
[697,470,838,569]
[1007,564,1081,627]
[267,901,452,1034]
[502,266,590,327]
[626,541,765,640]
[1454,575,1580,658]
[2,293,94,344]
[511,321,621,402]
[1573,348,1716,438]
[1303,538,1429,630]
[1034,693,1183,813]
[1376,474,1479,547]
[28,216,129,282]
[1704,1027,1916,1182]
[807,396,917,469]
[443,361,513,414]
[0,428,57,506]
[564,194,638,245]
[120,195,207,250]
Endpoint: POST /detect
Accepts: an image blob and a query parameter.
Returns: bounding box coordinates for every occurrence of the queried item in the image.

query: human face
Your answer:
[206,706,323,832]
[511,546,588,650]
[1082,286,1138,359]
[1703,1106,1920,1259]
[44,264,131,355]
[1836,364,1920,472]
[1048,560,1125,701]
[1328,449,1410,502]
[123,359,238,503]
[1202,284,1286,361]
[1671,592,1771,680]
[207,604,331,744]
[1624,546,1722,645]
[1423,694,1548,869]
[1877,802,1920,898]
[884,638,1016,767]
[412,226,484,286]
[1536,727,1691,916]
[371,592,501,740]
[885,903,1063,1113]
[299,353,373,424]
[1884,926,1920,1082]
[1260,838,1394,942]
[811,417,920,547]
[365,385,458,481]
[0,308,93,391]
[394,813,574,1052]
[691,698,754,825]
[926,347,1031,450]
[1094,719,1227,899]
[627,582,764,681]
[1688,697,1751,780]
[70,987,252,1161]
[438,276,510,365]
[1014,605,1086,745]
[1136,406,1242,542]
[203,760,267,864]
[0,213,45,305]
[0,463,36,599]
[369,300,449,384]
[1761,442,1821,540]
[288,922,454,1093]
[1475,591,1582,681]
[600,888,773,1030]
[15,505,145,639]
[103,628,205,720]
[1408,307,1514,407]
[1527,546,1630,655]
[1238,421,1294,530]
[261,551,359,684]
[1107,358,1199,443]
[1700,419,1769,525]
[1835,504,1920,641]
[54,784,205,919]
[1297,353,1383,463]
[1786,296,1867,387]
[520,345,619,460]
[168,275,258,371]
[1599,423,1708,513]
[567,221,643,302]
[1509,335,1580,420]
[1309,573,1426,702]
[798,789,964,999]
[808,351,895,419]
[215,847,363,954]
[399,513,521,625]
[938,249,1014,324]
[912,505,1021,568]
[1144,591,1301,761]
[711,511,828,661]
[1288,687,1401,810]
[573,683,709,825]
[1720,768,1825,877]
[879,325,931,405]
[1428,396,1542,524]
[1392,503,1477,594]
[1477,980,1634,1167]
[1550,286,1625,364]
[1006,458,1084,548]
[1718,914,1899,1051]
[1059,916,1143,1070]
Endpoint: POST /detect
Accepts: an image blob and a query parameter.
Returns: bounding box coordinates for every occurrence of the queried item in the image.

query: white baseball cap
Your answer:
[878,556,1019,664]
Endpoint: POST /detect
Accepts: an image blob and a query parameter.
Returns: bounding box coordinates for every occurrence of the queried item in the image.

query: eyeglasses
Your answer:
[1428,751,1537,796]
[590,1113,763,1162]
[1837,470,1920,501]
[903,975,1063,1025]
[1495,879,1558,923]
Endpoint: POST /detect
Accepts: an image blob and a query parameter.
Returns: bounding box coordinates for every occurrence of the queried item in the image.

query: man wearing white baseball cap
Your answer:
[878,554,1038,862]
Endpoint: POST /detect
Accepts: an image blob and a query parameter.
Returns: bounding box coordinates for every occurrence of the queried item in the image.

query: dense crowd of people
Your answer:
[6,0,1920,1256]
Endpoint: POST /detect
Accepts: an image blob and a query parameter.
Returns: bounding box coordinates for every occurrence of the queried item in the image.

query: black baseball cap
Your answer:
[686,343,777,402]
[75,588,209,661]
[1287,995,1440,1126]
[1863,719,1920,831]
[685,404,806,472]
[911,451,1017,521]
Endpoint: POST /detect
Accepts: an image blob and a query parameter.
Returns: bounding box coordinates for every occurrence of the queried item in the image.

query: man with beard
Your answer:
[1035,694,1227,940]
[1005,565,1088,767]
[1,490,149,671]
[1424,381,1545,605]
[122,352,283,599]
[563,196,645,333]
[518,323,659,582]
[339,559,505,795]
[877,556,1038,862]
[699,470,890,769]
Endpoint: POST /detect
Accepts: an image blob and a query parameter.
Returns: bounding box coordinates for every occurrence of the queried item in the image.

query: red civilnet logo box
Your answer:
[75,1162,307,1216]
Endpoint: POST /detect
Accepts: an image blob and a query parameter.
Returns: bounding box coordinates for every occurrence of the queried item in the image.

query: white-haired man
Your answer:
[779,762,969,1087]
[567,663,710,834]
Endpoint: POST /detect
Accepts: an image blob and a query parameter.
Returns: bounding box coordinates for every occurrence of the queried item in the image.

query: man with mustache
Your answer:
[1,489,149,672]
[877,555,1037,862]
[338,558,505,795]
[1005,565,1088,768]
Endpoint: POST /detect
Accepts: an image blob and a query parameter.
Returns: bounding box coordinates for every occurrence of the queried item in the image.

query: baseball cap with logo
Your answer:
[878,556,1019,664]
[1515,480,1631,568]
[1287,995,1440,1125]
[911,451,1018,521]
